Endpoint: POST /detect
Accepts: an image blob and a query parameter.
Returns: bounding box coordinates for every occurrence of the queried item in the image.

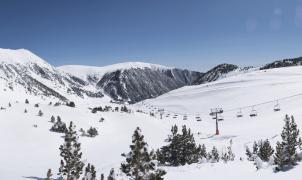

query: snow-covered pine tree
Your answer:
[274,141,287,171]
[179,126,199,165]
[197,144,207,159]
[84,163,91,180]
[211,146,220,162]
[24,109,28,113]
[46,169,52,180]
[90,165,96,180]
[258,139,274,162]
[274,115,302,170]
[222,145,235,163]
[84,163,97,180]
[50,118,67,133]
[100,173,104,180]
[121,127,165,180]
[38,110,43,116]
[58,121,84,179]
[107,168,115,180]
[157,125,181,166]
[25,99,29,104]
[245,146,253,161]
[252,141,258,155]
[50,115,56,123]
[87,127,98,137]
[157,125,199,166]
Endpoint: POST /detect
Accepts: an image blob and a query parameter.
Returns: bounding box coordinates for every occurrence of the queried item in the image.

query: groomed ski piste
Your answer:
[1,65,302,179]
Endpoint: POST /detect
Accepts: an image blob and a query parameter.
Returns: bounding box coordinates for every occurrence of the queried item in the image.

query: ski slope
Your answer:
[1,66,302,179]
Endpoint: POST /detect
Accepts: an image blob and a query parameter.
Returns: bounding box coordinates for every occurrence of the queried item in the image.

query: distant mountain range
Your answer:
[0,48,301,103]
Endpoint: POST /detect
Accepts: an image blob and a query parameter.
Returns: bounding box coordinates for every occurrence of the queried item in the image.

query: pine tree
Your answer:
[107,168,115,180]
[274,115,302,170]
[252,141,258,155]
[245,146,253,161]
[84,163,91,180]
[84,163,97,180]
[121,127,165,179]
[211,146,220,162]
[50,115,56,123]
[46,169,52,180]
[25,99,29,104]
[274,141,287,171]
[227,141,235,161]
[87,127,98,137]
[157,125,199,166]
[38,110,43,116]
[50,118,67,133]
[24,109,28,113]
[58,121,84,180]
[258,139,274,162]
[100,174,104,180]
[91,165,96,180]
[199,144,207,159]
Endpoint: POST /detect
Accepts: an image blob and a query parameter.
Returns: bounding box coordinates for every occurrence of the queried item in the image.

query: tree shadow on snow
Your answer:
[23,176,44,180]
[23,176,61,180]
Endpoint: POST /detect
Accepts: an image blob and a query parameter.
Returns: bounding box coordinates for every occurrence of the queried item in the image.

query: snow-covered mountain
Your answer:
[0,48,203,104]
[4,47,302,105]
[260,56,302,70]
[0,48,104,103]
[2,62,302,179]
[137,65,302,180]
[59,63,203,103]
[193,63,238,84]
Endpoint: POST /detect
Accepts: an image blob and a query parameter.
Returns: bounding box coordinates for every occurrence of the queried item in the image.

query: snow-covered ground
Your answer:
[1,65,302,179]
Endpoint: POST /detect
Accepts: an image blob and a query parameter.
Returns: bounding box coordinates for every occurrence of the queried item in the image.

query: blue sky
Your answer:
[1,0,302,71]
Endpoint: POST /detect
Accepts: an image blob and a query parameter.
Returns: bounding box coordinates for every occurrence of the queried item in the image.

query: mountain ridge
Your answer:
[2,48,302,104]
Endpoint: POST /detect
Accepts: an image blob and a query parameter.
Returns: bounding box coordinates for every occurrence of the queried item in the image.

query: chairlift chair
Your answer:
[273,102,281,112]
[209,108,223,116]
[249,107,257,117]
[195,114,202,121]
[218,114,224,121]
[237,109,243,118]
[183,115,188,120]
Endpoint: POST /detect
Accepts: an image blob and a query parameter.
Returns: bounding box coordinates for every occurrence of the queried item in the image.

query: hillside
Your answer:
[0,48,205,104]
[1,65,302,179]
[59,63,203,103]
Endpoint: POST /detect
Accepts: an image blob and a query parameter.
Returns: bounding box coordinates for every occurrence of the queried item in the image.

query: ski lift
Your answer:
[209,108,223,116]
[196,117,202,122]
[273,101,281,112]
[195,114,202,121]
[218,114,224,121]
[236,109,243,118]
[183,115,188,120]
[249,107,257,117]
